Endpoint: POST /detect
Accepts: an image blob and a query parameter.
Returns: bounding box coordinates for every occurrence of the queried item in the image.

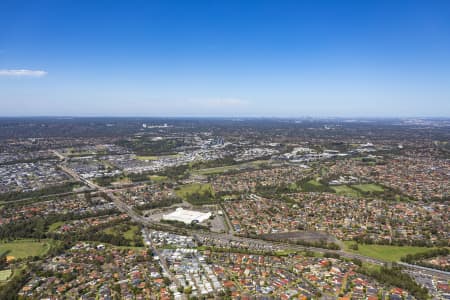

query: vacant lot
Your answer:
[0,240,53,259]
[343,242,433,262]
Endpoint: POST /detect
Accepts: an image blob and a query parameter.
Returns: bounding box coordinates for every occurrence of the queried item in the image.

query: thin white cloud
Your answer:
[0,69,47,77]
[189,98,249,107]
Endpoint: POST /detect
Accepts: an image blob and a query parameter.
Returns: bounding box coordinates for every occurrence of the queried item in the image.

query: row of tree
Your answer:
[184,190,216,205]
[138,197,181,212]
[0,209,118,240]
[401,248,450,272]
[352,236,449,247]
[255,234,340,250]
[0,182,79,202]
[358,265,428,300]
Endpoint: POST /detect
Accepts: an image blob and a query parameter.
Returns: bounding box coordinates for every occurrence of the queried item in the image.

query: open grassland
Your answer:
[123,225,140,240]
[331,183,385,198]
[0,269,12,281]
[299,179,334,193]
[115,245,146,251]
[176,183,215,199]
[48,221,64,232]
[148,175,168,182]
[192,160,270,176]
[343,242,434,262]
[0,239,54,259]
[352,183,385,193]
[331,185,360,197]
[193,165,237,175]
[306,179,322,187]
[102,224,142,246]
[274,249,299,256]
[176,183,216,205]
[111,177,132,185]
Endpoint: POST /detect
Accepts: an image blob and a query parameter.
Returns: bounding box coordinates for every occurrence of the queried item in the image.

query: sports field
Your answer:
[0,240,53,259]
[331,185,360,197]
[331,183,385,197]
[343,242,433,262]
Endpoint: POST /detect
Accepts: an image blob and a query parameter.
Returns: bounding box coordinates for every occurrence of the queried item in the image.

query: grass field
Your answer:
[115,245,146,251]
[343,242,434,262]
[352,183,384,193]
[330,183,385,198]
[331,185,360,197]
[176,183,215,199]
[48,221,64,232]
[0,240,53,259]
[111,176,132,185]
[287,182,298,190]
[148,175,168,182]
[192,160,270,176]
[306,179,322,186]
[102,224,141,246]
[274,249,298,256]
[244,160,271,168]
[123,225,140,240]
[0,269,12,281]
[175,183,216,205]
[299,179,332,192]
[193,165,237,175]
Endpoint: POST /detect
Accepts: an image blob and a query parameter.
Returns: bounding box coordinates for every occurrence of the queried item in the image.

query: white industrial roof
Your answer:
[162,208,211,224]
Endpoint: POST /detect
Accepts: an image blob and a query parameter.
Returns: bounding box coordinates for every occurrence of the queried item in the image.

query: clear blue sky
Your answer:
[1,0,449,117]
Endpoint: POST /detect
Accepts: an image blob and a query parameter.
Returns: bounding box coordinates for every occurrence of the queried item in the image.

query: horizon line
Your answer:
[0,115,449,120]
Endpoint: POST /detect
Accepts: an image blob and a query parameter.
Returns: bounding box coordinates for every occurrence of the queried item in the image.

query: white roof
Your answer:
[162,208,211,224]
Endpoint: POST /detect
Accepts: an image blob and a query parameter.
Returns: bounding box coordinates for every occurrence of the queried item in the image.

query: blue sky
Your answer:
[1,0,450,117]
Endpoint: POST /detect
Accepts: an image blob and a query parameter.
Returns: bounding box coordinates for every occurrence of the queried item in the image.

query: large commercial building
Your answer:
[162,208,212,224]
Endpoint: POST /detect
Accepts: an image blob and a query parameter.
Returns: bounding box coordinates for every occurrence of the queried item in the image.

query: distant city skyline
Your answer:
[1,0,450,117]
